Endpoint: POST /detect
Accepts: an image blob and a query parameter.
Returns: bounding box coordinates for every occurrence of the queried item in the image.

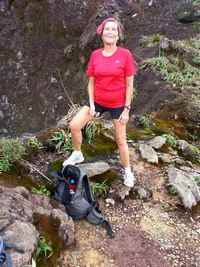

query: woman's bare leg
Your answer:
[69,106,93,150]
[113,119,129,168]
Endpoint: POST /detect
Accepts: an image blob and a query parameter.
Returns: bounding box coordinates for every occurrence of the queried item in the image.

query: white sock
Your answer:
[124,167,132,173]
[74,150,82,154]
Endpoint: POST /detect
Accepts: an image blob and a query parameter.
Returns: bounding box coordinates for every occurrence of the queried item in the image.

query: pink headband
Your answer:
[96,17,121,36]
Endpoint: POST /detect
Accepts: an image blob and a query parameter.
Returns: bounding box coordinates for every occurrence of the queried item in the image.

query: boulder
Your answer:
[78,161,110,177]
[168,166,200,208]
[147,136,166,149]
[0,185,75,266]
[139,144,158,164]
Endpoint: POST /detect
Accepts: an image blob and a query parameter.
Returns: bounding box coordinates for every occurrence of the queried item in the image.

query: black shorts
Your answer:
[88,102,124,120]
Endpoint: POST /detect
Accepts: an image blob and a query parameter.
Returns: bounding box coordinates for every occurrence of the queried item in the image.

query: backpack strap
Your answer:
[101,220,115,238]
[86,202,115,238]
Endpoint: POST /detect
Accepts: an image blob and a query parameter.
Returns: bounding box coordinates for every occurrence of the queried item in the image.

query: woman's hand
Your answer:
[118,109,129,124]
[89,103,96,116]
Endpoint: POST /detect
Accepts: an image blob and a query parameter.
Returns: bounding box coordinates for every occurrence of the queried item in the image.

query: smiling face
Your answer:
[101,21,119,45]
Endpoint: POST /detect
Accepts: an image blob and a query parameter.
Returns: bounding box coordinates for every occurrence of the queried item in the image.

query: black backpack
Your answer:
[53,165,114,238]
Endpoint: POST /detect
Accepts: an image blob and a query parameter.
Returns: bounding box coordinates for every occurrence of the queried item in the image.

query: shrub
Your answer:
[162,134,177,148]
[32,185,51,197]
[0,138,25,172]
[50,129,72,153]
[36,236,53,259]
[138,114,152,128]
[91,180,109,198]
[85,121,98,144]
[141,56,199,87]
[27,136,43,151]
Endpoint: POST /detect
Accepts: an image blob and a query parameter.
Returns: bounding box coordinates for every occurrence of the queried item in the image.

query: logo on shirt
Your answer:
[115,59,120,64]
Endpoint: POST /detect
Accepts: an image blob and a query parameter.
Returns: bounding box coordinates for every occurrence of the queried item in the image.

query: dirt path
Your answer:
[61,148,200,267]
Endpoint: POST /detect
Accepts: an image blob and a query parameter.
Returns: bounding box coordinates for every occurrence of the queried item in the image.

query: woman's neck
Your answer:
[102,44,118,56]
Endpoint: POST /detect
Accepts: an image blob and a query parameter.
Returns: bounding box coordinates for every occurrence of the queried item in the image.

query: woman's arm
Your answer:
[87,77,95,116]
[125,75,134,107]
[118,75,134,124]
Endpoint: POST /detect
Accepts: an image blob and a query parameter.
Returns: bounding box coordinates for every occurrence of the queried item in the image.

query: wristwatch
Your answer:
[124,105,131,111]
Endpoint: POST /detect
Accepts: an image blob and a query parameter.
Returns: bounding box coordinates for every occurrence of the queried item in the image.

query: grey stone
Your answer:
[78,161,110,177]
[177,140,189,151]
[139,144,158,164]
[168,166,200,208]
[148,136,166,149]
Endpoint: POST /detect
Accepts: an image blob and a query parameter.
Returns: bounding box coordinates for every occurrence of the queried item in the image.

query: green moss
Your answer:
[139,34,162,48]
[153,119,188,140]
[127,127,155,141]
[82,134,117,159]
[188,144,200,154]
[0,172,37,190]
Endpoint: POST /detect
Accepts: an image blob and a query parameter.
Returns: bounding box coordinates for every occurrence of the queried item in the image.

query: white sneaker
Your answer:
[123,169,136,188]
[63,150,84,167]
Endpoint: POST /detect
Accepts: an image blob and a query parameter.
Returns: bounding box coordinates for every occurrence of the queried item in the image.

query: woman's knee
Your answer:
[69,120,81,132]
[115,136,127,147]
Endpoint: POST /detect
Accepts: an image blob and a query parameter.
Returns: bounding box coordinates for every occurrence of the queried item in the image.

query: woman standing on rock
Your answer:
[63,17,137,187]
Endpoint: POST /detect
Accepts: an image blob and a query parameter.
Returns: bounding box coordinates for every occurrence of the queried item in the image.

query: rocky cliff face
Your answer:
[0,0,198,136]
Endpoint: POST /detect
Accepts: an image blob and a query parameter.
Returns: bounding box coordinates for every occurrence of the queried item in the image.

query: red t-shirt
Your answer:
[86,47,137,108]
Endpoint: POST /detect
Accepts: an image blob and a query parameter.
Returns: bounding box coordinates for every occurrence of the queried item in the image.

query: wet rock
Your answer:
[168,166,200,208]
[78,161,110,177]
[0,185,75,265]
[139,144,158,164]
[51,209,75,247]
[147,136,166,149]
[3,221,39,267]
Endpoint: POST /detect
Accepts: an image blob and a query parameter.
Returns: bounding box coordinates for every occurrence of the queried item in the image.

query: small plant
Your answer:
[85,121,98,144]
[188,144,200,154]
[92,180,109,198]
[50,129,72,153]
[27,136,43,151]
[36,236,53,259]
[168,185,178,195]
[141,56,200,87]
[138,114,153,128]
[32,185,51,197]
[162,133,177,148]
[0,138,26,172]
